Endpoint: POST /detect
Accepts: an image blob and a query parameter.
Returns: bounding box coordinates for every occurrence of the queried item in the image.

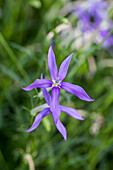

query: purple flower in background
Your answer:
[100,29,113,48]
[72,0,107,32]
[22,46,94,122]
[25,74,84,141]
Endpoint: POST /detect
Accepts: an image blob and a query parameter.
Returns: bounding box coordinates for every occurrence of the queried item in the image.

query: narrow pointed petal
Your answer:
[48,46,58,80]
[42,88,51,105]
[41,73,50,105]
[60,105,84,120]
[55,119,67,141]
[50,87,61,124]
[61,82,94,101]
[26,108,50,132]
[40,73,43,79]
[58,53,73,81]
[22,79,53,91]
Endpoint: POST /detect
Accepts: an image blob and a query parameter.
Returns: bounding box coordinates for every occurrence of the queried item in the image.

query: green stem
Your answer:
[0,150,9,170]
[24,154,35,170]
[0,32,30,83]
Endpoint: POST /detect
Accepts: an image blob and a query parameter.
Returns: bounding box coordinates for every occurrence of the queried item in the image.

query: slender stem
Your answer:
[24,154,35,170]
[0,32,30,83]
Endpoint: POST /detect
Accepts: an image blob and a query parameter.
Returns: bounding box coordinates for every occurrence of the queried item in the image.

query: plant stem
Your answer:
[0,32,30,83]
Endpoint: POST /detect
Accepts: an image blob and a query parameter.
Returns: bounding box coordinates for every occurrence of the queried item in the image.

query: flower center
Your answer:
[52,79,61,88]
[90,16,95,24]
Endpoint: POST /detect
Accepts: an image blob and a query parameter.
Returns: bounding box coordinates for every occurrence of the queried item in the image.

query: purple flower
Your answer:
[25,74,84,141]
[99,29,113,48]
[72,0,107,32]
[22,46,94,122]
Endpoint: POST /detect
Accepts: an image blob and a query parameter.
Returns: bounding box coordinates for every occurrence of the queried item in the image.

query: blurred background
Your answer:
[0,0,113,169]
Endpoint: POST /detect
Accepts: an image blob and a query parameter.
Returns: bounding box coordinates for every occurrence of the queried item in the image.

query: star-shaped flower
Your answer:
[71,0,107,32]
[25,74,84,141]
[22,46,94,123]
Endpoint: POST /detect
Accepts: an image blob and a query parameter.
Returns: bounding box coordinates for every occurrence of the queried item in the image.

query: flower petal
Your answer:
[58,53,73,81]
[50,87,61,124]
[61,82,94,101]
[22,79,53,91]
[26,108,50,132]
[48,46,58,80]
[41,73,50,105]
[55,119,67,141]
[60,105,84,120]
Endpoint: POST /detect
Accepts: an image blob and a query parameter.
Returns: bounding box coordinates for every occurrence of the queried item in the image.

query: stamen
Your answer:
[52,79,61,88]
[55,80,59,83]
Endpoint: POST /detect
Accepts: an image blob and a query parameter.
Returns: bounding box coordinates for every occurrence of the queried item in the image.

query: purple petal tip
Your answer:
[22,87,29,91]
[68,53,73,60]
[77,117,84,120]
[25,130,30,132]
[70,53,73,56]
[85,98,95,102]
[90,99,95,102]
[22,87,26,90]
[41,73,43,79]
[65,138,67,142]
[49,45,53,51]
[84,97,95,102]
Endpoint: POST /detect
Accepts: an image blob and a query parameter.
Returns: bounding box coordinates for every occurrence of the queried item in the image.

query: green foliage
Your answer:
[28,0,41,9]
[0,0,113,170]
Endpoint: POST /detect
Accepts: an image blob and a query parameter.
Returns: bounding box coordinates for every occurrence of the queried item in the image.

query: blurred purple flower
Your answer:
[22,46,94,122]
[72,0,107,32]
[100,29,113,48]
[25,74,84,141]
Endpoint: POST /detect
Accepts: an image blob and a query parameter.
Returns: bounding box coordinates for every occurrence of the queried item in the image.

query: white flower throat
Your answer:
[52,79,61,87]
